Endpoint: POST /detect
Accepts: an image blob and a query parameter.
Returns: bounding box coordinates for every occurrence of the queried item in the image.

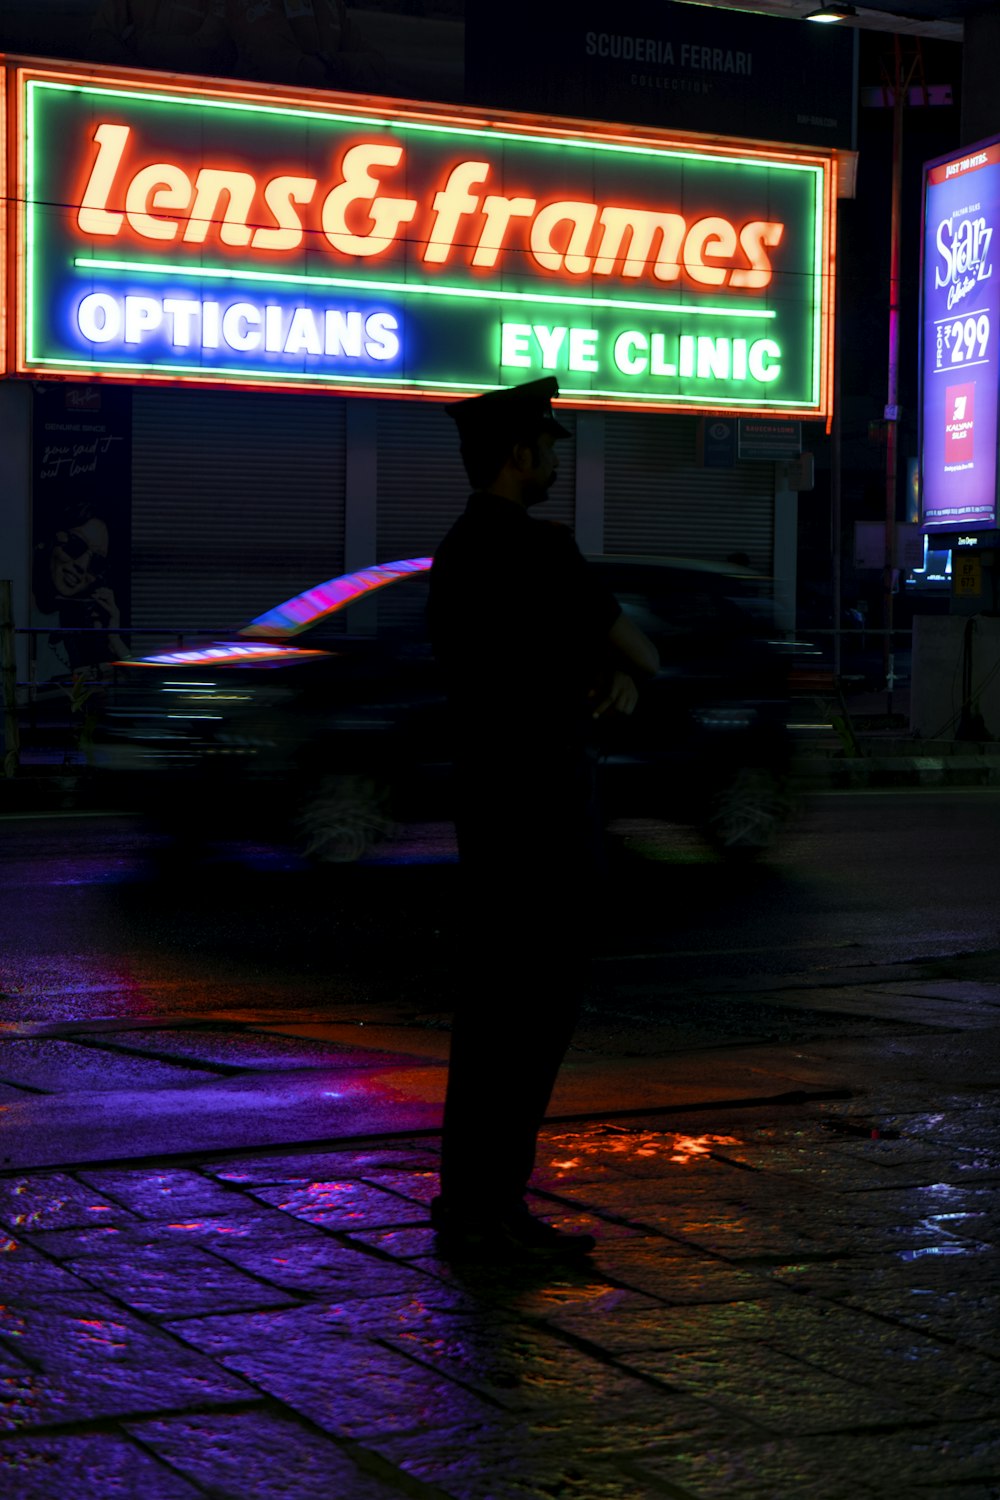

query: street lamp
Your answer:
[805,2,858,21]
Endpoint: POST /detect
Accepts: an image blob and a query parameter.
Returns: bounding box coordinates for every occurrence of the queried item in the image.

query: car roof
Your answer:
[587,555,771,581]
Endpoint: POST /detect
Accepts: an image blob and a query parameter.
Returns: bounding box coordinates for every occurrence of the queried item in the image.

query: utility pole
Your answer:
[882,35,927,715]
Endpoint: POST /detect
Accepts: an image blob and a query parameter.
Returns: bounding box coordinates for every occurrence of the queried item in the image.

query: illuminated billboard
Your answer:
[920,136,1000,534]
[13,62,836,417]
[0,64,6,377]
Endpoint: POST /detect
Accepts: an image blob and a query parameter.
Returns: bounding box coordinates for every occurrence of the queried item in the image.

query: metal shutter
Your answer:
[604,412,773,570]
[131,387,346,635]
[375,398,577,561]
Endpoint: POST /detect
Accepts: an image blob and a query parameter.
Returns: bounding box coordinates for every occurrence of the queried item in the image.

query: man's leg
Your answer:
[438,938,585,1213]
[434,766,598,1251]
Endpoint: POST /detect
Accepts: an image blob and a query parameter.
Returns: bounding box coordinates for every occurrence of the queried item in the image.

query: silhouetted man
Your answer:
[428,376,658,1260]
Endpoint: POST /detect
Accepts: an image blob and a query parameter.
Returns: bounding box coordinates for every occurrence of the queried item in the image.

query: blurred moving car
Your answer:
[91,554,793,859]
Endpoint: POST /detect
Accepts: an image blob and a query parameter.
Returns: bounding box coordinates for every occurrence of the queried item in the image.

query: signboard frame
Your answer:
[9,56,837,419]
[919,133,1000,536]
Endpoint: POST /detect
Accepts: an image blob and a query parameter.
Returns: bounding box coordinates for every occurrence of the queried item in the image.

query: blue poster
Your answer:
[921,138,1000,534]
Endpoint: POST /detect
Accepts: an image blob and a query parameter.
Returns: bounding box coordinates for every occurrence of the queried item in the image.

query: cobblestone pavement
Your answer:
[1,1038,999,1496]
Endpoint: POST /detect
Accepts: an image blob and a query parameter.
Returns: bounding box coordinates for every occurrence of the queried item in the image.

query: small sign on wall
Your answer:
[697,418,736,467]
[953,555,982,598]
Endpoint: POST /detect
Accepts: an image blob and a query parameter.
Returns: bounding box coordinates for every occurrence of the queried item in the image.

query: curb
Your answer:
[792,745,1000,790]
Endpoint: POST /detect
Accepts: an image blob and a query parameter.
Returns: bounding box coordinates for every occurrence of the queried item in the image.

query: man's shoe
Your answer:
[430,1196,595,1260]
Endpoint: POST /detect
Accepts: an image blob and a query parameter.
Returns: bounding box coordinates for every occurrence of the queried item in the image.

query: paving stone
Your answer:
[837,1284,1000,1358]
[345,1224,442,1260]
[373,1410,744,1500]
[620,1342,923,1434]
[0,1039,218,1092]
[430,1250,650,1308]
[76,1167,254,1219]
[883,1099,1000,1135]
[633,1207,838,1263]
[23,1203,317,1259]
[770,1241,1000,1302]
[127,1410,405,1499]
[195,1336,501,1440]
[247,1178,430,1229]
[0,964,996,1497]
[203,1146,440,1185]
[347,1208,627,1268]
[536,1123,725,1183]
[558,1163,752,1213]
[524,1197,641,1243]
[357,1167,440,1204]
[64,1244,302,1319]
[91,1026,424,1073]
[164,1288,486,1358]
[909,1488,1000,1500]
[807,1216,994,1261]
[385,1312,659,1413]
[637,1422,1000,1498]
[0,1236,95,1296]
[792,1179,995,1233]
[545,1295,788,1354]
[686,1299,1000,1419]
[0,1432,202,1499]
[634,1436,884,1498]
[593,1243,778,1304]
[0,1174,138,1233]
[208,1230,435,1296]
[0,1293,251,1430]
[386,1446,664,1499]
[767,1328,1000,1422]
[520,1390,767,1458]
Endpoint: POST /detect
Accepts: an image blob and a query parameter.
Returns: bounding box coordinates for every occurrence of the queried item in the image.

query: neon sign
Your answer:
[14,62,836,417]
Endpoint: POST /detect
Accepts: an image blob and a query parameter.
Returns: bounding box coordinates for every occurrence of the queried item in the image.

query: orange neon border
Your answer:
[7,53,841,422]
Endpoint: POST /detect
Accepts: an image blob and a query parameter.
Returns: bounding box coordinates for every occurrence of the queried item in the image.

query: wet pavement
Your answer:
[1,953,999,1497]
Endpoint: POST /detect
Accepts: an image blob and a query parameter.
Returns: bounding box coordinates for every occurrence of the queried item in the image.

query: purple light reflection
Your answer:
[238,557,433,639]
[123,642,330,668]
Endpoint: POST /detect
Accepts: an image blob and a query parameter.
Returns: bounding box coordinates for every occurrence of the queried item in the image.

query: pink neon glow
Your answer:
[238,557,433,638]
[124,642,330,667]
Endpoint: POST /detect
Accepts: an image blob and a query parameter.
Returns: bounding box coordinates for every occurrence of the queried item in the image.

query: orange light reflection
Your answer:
[548,1129,741,1172]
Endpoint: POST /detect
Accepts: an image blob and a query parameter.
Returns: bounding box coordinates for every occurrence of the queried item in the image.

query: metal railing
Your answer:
[0,607,919,778]
[2,613,263,776]
[790,626,914,720]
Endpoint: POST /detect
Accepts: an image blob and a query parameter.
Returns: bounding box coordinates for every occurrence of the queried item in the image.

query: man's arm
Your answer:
[591,612,659,718]
[609,613,660,678]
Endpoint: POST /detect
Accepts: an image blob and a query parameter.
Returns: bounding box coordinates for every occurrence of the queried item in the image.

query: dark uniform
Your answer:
[428,380,622,1231]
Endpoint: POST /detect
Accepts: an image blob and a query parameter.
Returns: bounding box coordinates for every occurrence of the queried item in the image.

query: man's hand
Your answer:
[590,669,639,718]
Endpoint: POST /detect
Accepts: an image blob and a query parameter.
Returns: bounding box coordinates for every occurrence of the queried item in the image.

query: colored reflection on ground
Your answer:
[547,1126,741,1173]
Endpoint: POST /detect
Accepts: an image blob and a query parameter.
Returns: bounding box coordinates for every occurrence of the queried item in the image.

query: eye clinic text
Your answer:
[76,123,785,291]
[501,323,782,383]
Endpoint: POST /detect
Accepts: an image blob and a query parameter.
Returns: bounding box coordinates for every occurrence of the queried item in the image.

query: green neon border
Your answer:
[27,76,829,173]
[72,257,779,320]
[23,75,827,409]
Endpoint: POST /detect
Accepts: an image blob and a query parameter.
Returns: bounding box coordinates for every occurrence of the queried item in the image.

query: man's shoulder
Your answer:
[530,517,587,566]
[434,495,530,561]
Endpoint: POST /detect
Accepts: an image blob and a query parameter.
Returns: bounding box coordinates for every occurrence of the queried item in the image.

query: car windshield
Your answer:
[302,572,433,648]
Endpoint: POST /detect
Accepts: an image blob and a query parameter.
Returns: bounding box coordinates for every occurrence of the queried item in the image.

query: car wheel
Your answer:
[704,767,788,859]
[296,772,399,863]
